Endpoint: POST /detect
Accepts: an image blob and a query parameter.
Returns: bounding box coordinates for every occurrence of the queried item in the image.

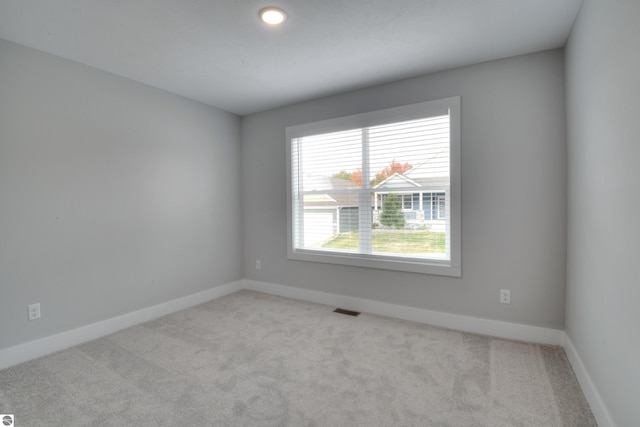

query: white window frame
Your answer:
[286,97,461,277]
[402,194,414,210]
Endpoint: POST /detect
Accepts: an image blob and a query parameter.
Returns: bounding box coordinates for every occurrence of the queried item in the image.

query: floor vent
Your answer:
[333,308,361,317]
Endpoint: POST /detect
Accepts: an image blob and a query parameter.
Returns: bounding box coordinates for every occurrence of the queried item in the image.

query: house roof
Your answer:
[304,174,449,209]
[374,173,448,190]
[373,173,420,189]
[303,177,360,208]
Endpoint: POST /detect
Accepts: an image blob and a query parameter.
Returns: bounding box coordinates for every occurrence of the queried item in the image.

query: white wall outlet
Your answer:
[255,260,261,270]
[500,289,511,304]
[28,303,41,320]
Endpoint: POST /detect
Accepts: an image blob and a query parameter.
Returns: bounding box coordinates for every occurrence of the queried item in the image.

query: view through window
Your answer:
[287,97,460,276]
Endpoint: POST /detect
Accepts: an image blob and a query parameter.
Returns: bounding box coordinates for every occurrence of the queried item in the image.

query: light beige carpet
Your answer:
[0,290,596,426]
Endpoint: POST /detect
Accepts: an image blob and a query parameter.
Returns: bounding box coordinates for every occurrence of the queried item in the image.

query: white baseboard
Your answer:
[242,279,565,346]
[0,280,243,371]
[0,278,567,371]
[563,334,617,427]
[1,277,615,427]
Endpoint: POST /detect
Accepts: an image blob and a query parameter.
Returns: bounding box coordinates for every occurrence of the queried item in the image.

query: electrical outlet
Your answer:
[28,303,41,320]
[500,289,511,304]
[255,260,261,270]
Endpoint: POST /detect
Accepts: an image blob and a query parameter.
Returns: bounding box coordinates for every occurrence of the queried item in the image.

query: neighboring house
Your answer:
[302,177,360,246]
[372,173,448,231]
[372,153,450,231]
[302,165,449,248]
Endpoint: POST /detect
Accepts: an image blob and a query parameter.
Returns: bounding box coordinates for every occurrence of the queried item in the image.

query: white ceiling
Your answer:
[0,0,583,116]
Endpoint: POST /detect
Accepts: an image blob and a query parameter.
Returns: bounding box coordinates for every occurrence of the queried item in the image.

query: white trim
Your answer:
[1,277,615,426]
[0,281,243,371]
[243,279,564,346]
[563,333,617,427]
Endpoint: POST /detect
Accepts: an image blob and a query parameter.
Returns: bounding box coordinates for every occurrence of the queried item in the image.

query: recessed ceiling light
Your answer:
[259,7,286,25]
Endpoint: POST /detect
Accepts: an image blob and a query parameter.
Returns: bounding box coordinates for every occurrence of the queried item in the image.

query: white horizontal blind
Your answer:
[291,114,451,262]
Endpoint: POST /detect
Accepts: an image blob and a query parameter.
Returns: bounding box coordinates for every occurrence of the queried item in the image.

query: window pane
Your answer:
[367,116,450,258]
[423,193,432,220]
[294,129,362,250]
[295,116,450,258]
[402,194,412,209]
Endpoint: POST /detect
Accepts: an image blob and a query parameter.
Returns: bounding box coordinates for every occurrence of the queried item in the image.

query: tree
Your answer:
[332,170,352,180]
[332,169,362,187]
[379,194,405,229]
[349,169,363,187]
[333,160,412,189]
[371,160,413,187]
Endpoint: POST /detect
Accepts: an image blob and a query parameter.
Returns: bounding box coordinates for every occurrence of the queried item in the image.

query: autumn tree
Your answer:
[350,169,362,187]
[332,169,362,187]
[371,160,413,187]
[333,160,412,189]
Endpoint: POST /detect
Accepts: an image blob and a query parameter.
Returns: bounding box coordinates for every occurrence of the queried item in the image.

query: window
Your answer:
[423,192,447,220]
[402,194,414,210]
[437,193,446,219]
[286,97,460,276]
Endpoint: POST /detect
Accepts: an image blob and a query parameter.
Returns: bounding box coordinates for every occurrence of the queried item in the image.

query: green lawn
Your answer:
[321,230,446,254]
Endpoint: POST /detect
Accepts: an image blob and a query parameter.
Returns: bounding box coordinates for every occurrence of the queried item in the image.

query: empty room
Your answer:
[0,0,638,426]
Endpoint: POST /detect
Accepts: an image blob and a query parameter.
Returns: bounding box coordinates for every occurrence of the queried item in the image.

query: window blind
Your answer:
[291,114,451,261]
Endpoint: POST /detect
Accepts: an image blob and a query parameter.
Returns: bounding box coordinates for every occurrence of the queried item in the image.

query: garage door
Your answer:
[303,211,335,247]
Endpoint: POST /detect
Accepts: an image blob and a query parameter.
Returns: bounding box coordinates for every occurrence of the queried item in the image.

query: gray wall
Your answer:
[242,49,567,329]
[565,1,640,426]
[0,39,242,350]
